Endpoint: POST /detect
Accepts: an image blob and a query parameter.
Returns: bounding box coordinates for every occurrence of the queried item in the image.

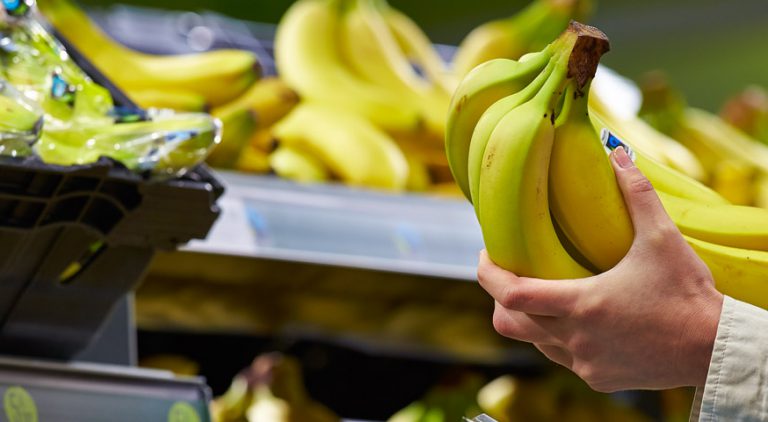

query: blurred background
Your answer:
[77,0,768,111]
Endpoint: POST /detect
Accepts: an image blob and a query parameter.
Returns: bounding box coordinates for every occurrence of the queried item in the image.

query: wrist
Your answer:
[682,288,724,387]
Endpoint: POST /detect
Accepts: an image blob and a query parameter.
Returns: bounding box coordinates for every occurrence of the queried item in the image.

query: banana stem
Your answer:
[562,21,610,94]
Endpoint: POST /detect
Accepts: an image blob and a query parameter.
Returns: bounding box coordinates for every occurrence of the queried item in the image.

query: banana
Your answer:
[686,236,768,310]
[477,25,599,278]
[235,143,271,174]
[710,159,757,206]
[452,0,592,77]
[274,0,423,133]
[340,0,429,94]
[549,80,634,272]
[129,88,208,112]
[720,86,768,144]
[269,146,330,183]
[659,191,768,251]
[446,50,553,199]
[403,152,432,191]
[588,109,727,205]
[338,0,450,136]
[37,0,260,107]
[379,1,455,93]
[207,107,258,168]
[271,103,408,190]
[468,59,556,213]
[212,77,301,129]
[588,93,707,181]
[756,174,768,209]
[210,375,251,422]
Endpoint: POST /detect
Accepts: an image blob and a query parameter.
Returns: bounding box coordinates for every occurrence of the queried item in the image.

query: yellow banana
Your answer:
[235,143,271,174]
[207,107,258,168]
[588,110,727,205]
[403,153,432,191]
[589,93,706,181]
[686,237,768,310]
[338,0,450,136]
[212,77,300,129]
[549,81,634,272]
[380,2,455,94]
[129,88,208,112]
[452,0,591,77]
[477,27,595,278]
[274,0,423,133]
[37,0,260,106]
[660,192,768,252]
[756,174,768,209]
[710,159,757,206]
[269,146,330,183]
[271,103,408,190]
[446,50,553,199]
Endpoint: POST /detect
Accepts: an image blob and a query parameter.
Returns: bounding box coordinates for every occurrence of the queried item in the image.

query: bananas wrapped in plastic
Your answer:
[446,21,768,309]
[0,78,44,156]
[0,0,220,178]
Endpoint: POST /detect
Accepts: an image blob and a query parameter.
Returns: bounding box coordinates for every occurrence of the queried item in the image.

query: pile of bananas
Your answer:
[39,0,590,192]
[447,21,768,310]
[640,74,768,208]
[210,353,340,422]
[0,0,220,178]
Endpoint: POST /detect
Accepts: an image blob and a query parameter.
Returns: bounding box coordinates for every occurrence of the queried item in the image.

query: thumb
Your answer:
[610,147,676,238]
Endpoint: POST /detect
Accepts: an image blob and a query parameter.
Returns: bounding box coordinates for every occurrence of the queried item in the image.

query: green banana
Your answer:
[446,50,553,199]
[468,59,556,214]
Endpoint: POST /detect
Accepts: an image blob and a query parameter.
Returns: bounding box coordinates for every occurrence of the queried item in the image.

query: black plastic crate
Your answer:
[0,20,224,359]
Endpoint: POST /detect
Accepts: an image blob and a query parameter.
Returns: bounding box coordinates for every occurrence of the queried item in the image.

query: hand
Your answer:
[477,147,724,392]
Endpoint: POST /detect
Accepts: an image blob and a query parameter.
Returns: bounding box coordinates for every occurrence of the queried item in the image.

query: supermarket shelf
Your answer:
[181,171,482,281]
[0,356,211,421]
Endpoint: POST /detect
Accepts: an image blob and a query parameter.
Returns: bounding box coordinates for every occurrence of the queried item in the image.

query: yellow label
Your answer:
[167,401,201,422]
[4,387,38,422]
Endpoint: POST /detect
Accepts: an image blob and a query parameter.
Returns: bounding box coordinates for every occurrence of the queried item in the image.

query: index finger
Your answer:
[477,250,587,317]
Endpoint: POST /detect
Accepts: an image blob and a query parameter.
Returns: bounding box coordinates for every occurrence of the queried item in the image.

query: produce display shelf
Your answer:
[0,356,211,422]
[182,171,483,281]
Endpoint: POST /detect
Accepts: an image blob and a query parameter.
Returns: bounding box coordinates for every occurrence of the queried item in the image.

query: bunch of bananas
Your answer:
[210,353,339,422]
[0,1,221,178]
[447,21,768,310]
[640,73,768,208]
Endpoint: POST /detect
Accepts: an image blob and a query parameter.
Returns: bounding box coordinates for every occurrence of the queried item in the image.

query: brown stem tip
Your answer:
[566,20,610,92]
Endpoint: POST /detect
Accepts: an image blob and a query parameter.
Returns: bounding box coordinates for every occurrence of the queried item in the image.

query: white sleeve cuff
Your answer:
[690,295,768,421]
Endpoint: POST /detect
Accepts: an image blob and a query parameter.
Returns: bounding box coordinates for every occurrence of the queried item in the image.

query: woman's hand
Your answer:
[477,147,724,392]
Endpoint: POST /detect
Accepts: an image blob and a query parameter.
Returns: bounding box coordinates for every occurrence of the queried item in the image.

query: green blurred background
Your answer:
[78,0,768,111]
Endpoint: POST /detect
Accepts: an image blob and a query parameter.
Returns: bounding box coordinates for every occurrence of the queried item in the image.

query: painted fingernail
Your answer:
[614,146,634,169]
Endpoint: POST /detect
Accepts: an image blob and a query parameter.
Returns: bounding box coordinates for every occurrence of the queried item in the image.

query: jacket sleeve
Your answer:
[690,295,768,421]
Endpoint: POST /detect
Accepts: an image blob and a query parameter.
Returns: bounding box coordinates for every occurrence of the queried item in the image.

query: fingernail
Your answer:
[613,147,634,169]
